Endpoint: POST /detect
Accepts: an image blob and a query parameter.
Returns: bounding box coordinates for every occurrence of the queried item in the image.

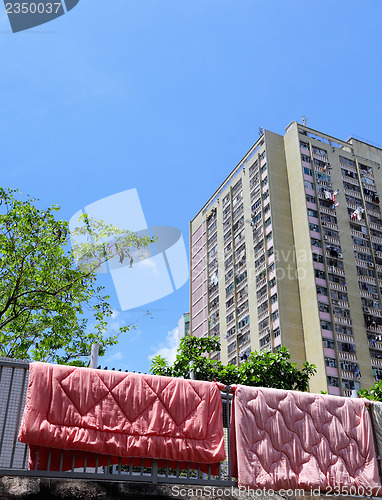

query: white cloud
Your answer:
[111,309,120,319]
[104,351,123,363]
[149,327,179,365]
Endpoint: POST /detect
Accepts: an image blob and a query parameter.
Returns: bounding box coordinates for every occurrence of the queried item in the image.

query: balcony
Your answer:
[336,333,354,344]
[340,163,357,174]
[329,267,345,277]
[358,275,376,285]
[321,221,338,231]
[338,351,357,362]
[256,276,267,290]
[371,357,382,367]
[341,175,359,186]
[368,340,382,350]
[370,222,381,232]
[368,325,382,334]
[341,370,359,380]
[319,206,336,216]
[345,189,362,201]
[329,282,347,292]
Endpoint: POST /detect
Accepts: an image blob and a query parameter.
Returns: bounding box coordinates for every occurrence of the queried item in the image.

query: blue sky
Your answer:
[1,0,382,372]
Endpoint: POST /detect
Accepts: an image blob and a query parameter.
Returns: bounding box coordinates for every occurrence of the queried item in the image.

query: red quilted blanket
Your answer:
[230,385,381,494]
[18,362,225,472]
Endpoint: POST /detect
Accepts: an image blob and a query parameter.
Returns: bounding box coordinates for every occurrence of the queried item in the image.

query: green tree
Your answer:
[150,335,316,391]
[358,380,382,401]
[0,188,153,365]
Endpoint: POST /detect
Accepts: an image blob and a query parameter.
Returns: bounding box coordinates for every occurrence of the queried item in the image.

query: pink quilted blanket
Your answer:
[230,385,381,494]
[18,362,225,471]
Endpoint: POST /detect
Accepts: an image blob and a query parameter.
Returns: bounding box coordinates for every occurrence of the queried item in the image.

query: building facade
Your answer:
[190,121,382,396]
[177,312,190,347]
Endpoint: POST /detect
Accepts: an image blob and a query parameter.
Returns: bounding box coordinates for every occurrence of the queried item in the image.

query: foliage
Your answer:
[150,335,316,391]
[358,380,382,401]
[0,188,153,365]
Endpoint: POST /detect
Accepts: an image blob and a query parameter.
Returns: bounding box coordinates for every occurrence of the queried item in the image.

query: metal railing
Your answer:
[0,358,236,486]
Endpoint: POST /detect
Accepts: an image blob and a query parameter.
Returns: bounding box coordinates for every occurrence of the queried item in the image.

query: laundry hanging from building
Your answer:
[229,385,381,494]
[18,363,226,472]
[351,206,365,220]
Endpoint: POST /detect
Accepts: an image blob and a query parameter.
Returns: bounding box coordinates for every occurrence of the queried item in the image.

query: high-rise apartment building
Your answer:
[190,121,382,396]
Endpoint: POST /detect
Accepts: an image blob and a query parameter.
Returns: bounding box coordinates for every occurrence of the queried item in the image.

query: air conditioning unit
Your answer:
[332,299,340,305]
[373,294,379,300]
[369,263,375,268]
[324,235,328,241]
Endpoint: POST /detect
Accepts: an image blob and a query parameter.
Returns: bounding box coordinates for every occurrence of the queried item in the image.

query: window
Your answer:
[315,171,331,183]
[304,180,314,190]
[225,269,234,283]
[226,312,234,323]
[311,238,322,248]
[315,269,325,279]
[227,326,235,337]
[252,199,261,212]
[307,208,318,218]
[339,156,356,168]
[304,167,313,176]
[259,335,270,347]
[238,316,249,329]
[325,357,337,367]
[331,290,348,301]
[273,327,280,338]
[310,223,320,232]
[226,283,234,295]
[300,141,309,149]
[271,293,278,304]
[249,160,259,176]
[319,302,330,313]
[312,146,328,157]
[258,302,268,315]
[317,286,328,296]
[323,338,335,349]
[228,342,236,354]
[301,154,311,163]
[226,297,234,309]
[306,194,316,203]
[257,285,267,300]
[232,179,242,195]
[313,253,324,264]
[208,245,217,258]
[321,320,332,331]
[252,212,262,225]
[327,376,339,387]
